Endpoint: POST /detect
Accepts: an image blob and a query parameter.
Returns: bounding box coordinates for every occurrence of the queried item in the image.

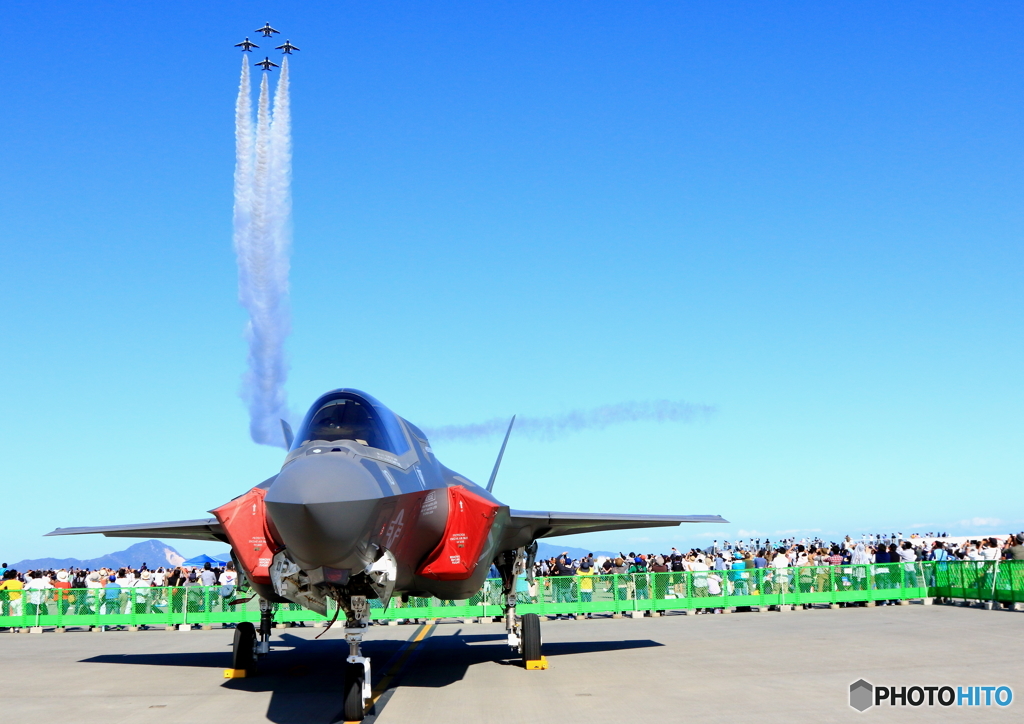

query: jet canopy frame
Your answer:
[289,389,411,457]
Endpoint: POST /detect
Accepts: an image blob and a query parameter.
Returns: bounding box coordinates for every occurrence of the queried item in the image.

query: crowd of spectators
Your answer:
[525,532,1024,613]
[534,532,1024,578]
[4,532,1023,624]
[0,561,238,628]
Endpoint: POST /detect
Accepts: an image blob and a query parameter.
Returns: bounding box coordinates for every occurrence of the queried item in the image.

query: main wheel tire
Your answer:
[232,621,257,672]
[343,661,366,721]
[521,613,542,663]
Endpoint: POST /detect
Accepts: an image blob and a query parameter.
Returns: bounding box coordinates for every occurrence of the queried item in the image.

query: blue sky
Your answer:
[1,3,1021,563]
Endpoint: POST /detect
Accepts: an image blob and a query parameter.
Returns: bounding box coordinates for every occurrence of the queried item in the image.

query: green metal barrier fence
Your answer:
[1,561,1019,630]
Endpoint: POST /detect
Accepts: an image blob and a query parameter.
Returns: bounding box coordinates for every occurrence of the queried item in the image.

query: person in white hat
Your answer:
[54,570,72,615]
[24,571,53,618]
[134,570,153,625]
[82,571,102,619]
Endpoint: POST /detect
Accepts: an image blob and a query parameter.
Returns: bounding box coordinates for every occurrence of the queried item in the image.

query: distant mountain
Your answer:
[9,539,188,572]
[536,542,616,561]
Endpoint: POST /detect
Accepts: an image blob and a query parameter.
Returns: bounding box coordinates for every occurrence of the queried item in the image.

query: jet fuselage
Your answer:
[259,389,512,603]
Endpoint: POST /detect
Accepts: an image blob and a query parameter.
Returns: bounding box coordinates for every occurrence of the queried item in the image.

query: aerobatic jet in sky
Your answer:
[235,38,259,52]
[255,57,279,71]
[48,389,725,721]
[255,23,280,37]
[276,40,300,54]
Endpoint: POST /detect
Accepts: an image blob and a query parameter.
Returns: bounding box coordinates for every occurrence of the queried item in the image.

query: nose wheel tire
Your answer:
[232,622,257,672]
[343,661,367,721]
[521,613,542,663]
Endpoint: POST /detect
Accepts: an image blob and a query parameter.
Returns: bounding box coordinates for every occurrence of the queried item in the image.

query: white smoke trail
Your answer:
[232,57,254,264]
[233,59,293,448]
[423,400,717,443]
[267,57,292,268]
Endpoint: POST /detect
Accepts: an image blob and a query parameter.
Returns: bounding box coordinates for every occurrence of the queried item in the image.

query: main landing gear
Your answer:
[521,612,542,663]
[258,598,273,657]
[496,545,545,669]
[230,598,273,675]
[231,622,257,672]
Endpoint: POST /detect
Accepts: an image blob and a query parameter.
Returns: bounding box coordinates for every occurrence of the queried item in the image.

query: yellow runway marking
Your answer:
[366,623,435,711]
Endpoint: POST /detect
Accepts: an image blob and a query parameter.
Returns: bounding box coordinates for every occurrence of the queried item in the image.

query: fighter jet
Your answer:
[48,389,725,721]
[255,58,279,71]
[235,38,259,52]
[275,40,300,54]
[255,23,280,37]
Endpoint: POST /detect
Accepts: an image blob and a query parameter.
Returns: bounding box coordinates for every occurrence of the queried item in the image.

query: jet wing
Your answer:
[508,510,728,539]
[45,518,226,543]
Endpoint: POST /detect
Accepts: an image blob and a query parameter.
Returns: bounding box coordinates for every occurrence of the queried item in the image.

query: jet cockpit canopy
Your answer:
[290,389,411,456]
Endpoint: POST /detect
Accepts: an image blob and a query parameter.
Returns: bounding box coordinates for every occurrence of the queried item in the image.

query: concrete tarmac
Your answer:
[2,604,1021,723]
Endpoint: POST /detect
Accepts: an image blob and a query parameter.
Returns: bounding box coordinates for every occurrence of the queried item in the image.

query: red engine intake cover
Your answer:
[416,486,500,581]
[211,487,282,585]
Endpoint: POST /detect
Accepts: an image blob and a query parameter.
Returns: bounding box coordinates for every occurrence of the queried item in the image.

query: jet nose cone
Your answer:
[267,452,384,506]
[265,453,386,570]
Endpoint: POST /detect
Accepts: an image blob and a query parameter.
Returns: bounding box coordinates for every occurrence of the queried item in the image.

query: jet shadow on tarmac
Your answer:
[81,629,662,723]
[395,629,664,688]
[83,633,398,724]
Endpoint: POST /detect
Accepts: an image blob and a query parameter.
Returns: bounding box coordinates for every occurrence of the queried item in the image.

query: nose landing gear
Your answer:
[342,595,372,721]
